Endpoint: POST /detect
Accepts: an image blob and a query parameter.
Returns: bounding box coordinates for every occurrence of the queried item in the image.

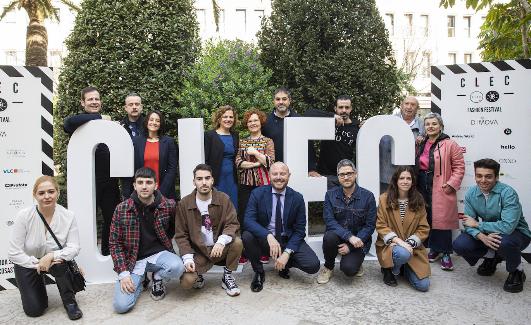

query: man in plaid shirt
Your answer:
[110,167,184,313]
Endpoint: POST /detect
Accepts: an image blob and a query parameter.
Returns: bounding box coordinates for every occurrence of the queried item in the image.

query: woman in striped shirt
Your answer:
[375,165,431,291]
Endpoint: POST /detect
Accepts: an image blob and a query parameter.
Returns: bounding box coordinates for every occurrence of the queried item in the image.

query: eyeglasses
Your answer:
[338,172,356,178]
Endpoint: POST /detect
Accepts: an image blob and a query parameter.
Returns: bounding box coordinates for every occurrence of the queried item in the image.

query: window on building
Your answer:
[448,52,457,64]
[252,10,265,37]
[404,13,413,36]
[384,13,394,36]
[49,50,62,67]
[196,9,207,35]
[422,52,431,77]
[447,15,455,37]
[420,14,429,37]
[463,16,471,38]
[235,9,247,35]
[5,51,19,65]
[464,53,472,64]
[2,7,17,23]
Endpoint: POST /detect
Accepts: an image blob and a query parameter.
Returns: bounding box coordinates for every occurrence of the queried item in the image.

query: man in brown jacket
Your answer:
[175,164,243,297]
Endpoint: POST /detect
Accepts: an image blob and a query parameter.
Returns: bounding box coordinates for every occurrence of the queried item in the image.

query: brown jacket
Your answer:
[375,193,431,279]
[174,188,240,259]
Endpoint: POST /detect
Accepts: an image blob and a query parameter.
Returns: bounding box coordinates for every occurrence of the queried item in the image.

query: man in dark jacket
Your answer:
[316,159,376,284]
[110,167,184,313]
[63,86,120,255]
[119,92,144,139]
[243,162,320,292]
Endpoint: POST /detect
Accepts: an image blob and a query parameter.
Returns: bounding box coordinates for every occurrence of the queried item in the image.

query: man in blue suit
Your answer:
[242,162,320,292]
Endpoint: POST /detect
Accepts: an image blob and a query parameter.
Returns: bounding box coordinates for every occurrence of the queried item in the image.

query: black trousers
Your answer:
[96,179,120,255]
[322,231,365,276]
[241,230,320,274]
[14,263,76,317]
[237,184,258,230]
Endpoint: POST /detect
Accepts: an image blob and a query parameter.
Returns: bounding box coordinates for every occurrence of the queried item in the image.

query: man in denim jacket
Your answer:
[453,158,531,293]
[317,159,377,284]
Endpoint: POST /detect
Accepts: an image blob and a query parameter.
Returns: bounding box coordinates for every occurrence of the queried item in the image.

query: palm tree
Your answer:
[0,0,79,66]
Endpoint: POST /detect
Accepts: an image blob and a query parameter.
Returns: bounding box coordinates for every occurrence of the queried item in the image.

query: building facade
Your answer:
[0,0,489,101]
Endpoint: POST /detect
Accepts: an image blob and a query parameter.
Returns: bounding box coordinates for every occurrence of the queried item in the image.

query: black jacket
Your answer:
[204,129,239,186]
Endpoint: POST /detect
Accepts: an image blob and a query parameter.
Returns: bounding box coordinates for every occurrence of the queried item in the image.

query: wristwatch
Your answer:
[284,248,294,256]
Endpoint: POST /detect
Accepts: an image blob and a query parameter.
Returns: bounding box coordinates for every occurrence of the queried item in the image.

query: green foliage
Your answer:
[258,0,401,118]
[54,0,200,175]
[177,39,274,131]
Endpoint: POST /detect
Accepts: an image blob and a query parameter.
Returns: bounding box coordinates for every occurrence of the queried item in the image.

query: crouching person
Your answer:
[110,167,184,313]
[376,166,430,291]
[175,164,243,297]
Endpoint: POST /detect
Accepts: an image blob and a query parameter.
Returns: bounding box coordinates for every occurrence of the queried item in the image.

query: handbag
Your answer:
[36,207,86,293]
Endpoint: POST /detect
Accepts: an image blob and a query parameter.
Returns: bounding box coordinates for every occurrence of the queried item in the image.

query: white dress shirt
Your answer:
[8,205,81,269]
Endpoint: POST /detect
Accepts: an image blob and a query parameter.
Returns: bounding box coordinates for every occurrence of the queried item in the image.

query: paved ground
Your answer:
[0,256,529,325]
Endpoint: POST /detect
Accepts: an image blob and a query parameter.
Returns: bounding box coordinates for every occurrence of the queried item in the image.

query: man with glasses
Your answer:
[317,159,377,284]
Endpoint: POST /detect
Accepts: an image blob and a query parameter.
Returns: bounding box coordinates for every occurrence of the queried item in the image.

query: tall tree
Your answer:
[54,0,200,179]
[440,0,530,59]
[0,0,79,66]
[258,0,401,118]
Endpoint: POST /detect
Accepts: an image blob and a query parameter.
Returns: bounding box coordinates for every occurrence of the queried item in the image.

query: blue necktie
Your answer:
[274,193,283,238]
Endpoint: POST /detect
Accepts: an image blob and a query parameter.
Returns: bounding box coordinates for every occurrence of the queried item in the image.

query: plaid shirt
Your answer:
[109,192,176,274]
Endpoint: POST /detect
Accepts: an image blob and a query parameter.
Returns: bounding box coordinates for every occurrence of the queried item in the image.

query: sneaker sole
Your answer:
[260,260,269,264]
[441,266,454,271]
[221,282,240,297]
[150,292,166,301]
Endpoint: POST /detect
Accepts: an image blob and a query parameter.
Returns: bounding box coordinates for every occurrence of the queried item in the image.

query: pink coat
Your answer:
[430,138,465,230]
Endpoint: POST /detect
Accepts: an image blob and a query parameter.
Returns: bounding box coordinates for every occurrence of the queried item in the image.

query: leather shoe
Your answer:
[278,268,290,279]
[251,272,265,292]
[382,268,397,287]
[503,270,526,293]
[64,302,83,320]
[477,256,502,276]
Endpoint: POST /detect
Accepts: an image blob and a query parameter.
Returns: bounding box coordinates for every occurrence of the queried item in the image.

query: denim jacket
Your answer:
[323,185,377,254]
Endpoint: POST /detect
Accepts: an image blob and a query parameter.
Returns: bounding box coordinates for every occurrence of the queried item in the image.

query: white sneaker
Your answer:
[317,267,333,284]
[193,274,205,289]
[221,273,240,297]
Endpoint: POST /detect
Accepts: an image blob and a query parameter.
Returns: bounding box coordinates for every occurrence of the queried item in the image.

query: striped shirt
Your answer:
[235,136,275,186]
[398,199,408,222]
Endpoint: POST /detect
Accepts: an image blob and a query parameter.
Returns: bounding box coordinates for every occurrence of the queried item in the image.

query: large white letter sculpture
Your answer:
[357,115,416,256]
[283,117,335,256]
[178,118,204,197]
[67,120,134,283]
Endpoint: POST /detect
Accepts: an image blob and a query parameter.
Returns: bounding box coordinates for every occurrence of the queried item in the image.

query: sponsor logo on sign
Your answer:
[460,147,467,153]
[3,168,30,174]
[0,116,10,123]
[8,199,24,209]
[500,144,515,150]
[485,90,500,103]
[504,128,512,135]
[470,118,498,126]
[470,91,483,103]
[498,158,517,164]
[0,97,7,112]
[499,172,517,180]
[451,134,475,139]
[0,130,6,137]
[467,107,502,113]
[5,149,26,158]
[4,183,28,189]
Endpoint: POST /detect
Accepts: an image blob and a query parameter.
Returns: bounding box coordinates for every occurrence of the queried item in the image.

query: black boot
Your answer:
[278,268,290,279]
[503,270,526,293]
[382,268,397,287]
[477,256,503,276]
[64,301,83,320]
[251,272,265,292]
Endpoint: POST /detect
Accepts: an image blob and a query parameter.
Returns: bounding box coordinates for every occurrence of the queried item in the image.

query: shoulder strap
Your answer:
[35,206,63,250]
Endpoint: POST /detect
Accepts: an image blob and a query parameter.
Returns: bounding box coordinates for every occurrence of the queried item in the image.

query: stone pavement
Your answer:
[0,256,529,325]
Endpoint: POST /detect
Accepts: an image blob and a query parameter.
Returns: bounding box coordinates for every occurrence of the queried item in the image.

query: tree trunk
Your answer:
[25,23,48,66]
[520,6,529,58]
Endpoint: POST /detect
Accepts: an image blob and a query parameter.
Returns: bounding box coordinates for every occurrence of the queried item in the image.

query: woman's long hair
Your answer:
[386,165,425,212]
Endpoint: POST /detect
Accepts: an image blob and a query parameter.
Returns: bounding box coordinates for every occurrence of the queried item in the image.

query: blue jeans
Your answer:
[113,251,184,313]
[453,230,530,272]
[392,245,430,292]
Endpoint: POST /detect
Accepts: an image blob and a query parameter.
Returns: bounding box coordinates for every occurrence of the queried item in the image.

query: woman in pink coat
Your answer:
[416,112,464,271]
